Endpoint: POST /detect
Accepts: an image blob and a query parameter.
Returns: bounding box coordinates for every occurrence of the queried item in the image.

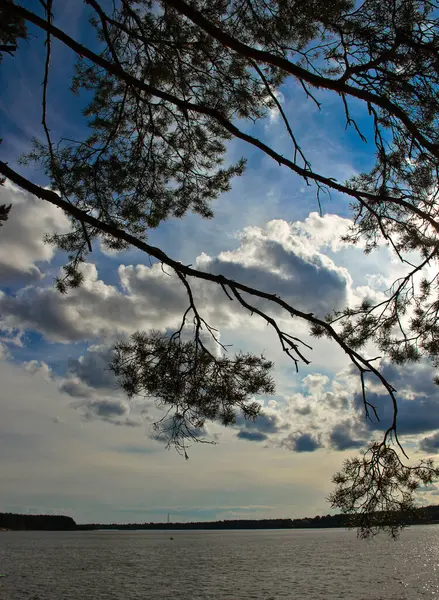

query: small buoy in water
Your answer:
[0,574,7,578]
[169,536,174,540]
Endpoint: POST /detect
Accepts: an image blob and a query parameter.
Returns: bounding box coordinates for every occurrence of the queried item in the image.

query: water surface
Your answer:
[1,526,439,599]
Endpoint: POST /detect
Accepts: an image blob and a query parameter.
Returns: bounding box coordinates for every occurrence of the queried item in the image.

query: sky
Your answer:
[1,1,439,525]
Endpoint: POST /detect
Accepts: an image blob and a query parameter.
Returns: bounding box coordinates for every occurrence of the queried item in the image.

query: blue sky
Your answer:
[1,1,439,524]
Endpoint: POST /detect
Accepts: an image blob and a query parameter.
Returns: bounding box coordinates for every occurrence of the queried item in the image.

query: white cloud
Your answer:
[266,89,285,123]
[0,214,357,346]
[0,261,185,343]
[0,181,70,284]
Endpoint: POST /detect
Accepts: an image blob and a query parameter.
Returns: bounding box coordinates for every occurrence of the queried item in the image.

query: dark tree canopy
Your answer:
[111,330,274,457]
[2,0,439,536]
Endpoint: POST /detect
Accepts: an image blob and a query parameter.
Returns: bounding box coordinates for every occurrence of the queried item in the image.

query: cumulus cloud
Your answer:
[55,342,353,451]
[59,378,94,399]
[0,214,359,346]
[51,343,357,450]
[0,181,69,284]
[52,345,145,427]
[231,356,439,456]
[64,346,116,390]
[235,409,290,439]
[0,263,144,342]
[241,355,425,457]
[280,432,322,452]
[302,373,330,395]
[419,432,439,454]
[352,360,439,437]
[328,420,367,451]
[24,359,53,381]
[231,366,367,453]
[280,212,353,253]
[237,430,268,442]
[208,218,352,317]
[72,398,141,427]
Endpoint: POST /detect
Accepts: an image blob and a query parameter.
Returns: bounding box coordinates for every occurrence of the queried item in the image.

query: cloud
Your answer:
[0,262,183,343]
[302,373,330,395]
[352,360,439,436]
[59,378,94,399]
[55,344,216,434]
[237,430,268,442]
[46,344,145,427]
[227,368,360,453]
[0,181,70,284]
[21,359,54,384]
[149,415,209,444]
[281,432,322,452]
[328,421,366,451]
[0,342,10,359]
[53,342,360,453]
[419,432,439,454]
[266,89,285,123]
[64,346,116,390]
[235,409,290,439]
[206,217,352,317]
[4,26,430,524]
[0,214,356,346]
[72,398,141,427]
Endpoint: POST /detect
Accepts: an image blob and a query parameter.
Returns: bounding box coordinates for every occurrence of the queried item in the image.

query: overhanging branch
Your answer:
[163,0,439,160]
[0,160,400,440]
[6,3,439,235]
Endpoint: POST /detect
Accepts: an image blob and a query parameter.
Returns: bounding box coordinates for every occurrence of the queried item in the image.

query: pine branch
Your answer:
[7,2,439,237]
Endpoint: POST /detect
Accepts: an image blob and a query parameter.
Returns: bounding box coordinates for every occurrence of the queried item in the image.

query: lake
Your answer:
[0,526,439,599]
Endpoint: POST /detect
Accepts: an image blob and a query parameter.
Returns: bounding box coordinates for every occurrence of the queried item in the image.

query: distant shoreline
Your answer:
[3,506,439,531]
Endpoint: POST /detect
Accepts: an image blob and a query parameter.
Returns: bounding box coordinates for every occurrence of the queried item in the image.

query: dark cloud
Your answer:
[73,398,140,427]
[419,432,439,454]
[59,380,93,399]
[237,430,268,442]
[56,346,147,427]
[0,287,85,342]
[352,360,439,436]
[329,421,366,451]
[89,400,126,418]
[0,264,42,286]
[0,266,185,343]
[66,348,116,390]
[235,411,290,436]
[281,432,322,452]
[118,265,187,315]
[58,347,118,401]
[379,360,438,398]
[353,390,439,436]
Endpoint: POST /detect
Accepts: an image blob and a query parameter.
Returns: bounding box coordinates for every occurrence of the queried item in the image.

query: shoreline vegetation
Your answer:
[2,506,439,531]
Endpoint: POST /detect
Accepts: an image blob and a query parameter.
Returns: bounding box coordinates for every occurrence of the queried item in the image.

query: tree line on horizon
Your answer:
[0,512,76,531]
[3,505,439,532]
